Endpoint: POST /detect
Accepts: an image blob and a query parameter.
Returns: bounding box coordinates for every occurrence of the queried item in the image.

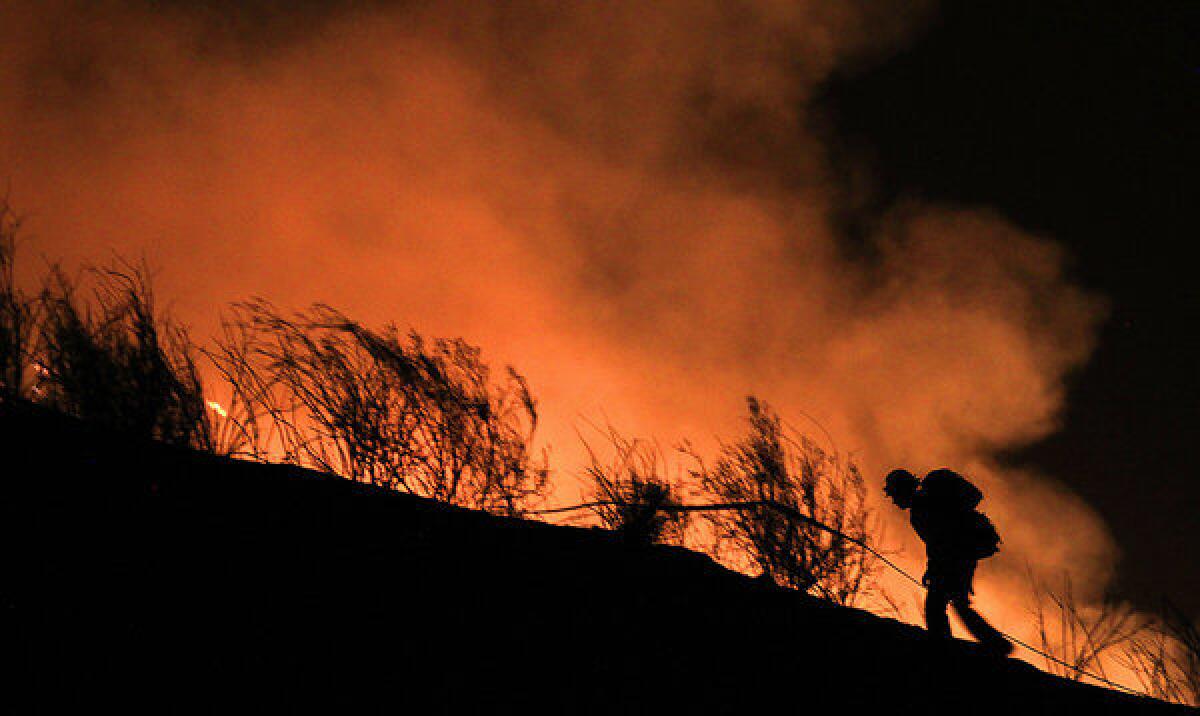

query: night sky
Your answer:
[822,1,1199,614]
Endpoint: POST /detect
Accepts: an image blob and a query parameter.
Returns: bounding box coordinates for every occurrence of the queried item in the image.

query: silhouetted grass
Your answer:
[202,314,285,460]
[1027,571,1143,684]
[5,224,550,515]
[1121,600,1200,706]
[210,300,549,516]
[36,261,212,450]
[0,200,34,401]
[10,239,549,515]
[693,396,881,606]
[581,425,689,545]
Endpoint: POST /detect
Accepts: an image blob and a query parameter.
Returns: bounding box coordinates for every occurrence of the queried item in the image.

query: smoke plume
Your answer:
[1,0,1119,655]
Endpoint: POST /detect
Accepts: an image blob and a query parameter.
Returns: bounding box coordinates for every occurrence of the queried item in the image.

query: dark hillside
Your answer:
[2,400,1187,714]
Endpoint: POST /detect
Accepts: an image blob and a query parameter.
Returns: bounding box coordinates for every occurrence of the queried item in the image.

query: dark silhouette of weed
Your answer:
[581,425,689,545]
[1121,600,1200,706]
[201,313,296,460]
[692,396,881,606]
[35,261,212,450]
[210,300,549,516]
[1027,570,1143,684]
[0,200,35,401]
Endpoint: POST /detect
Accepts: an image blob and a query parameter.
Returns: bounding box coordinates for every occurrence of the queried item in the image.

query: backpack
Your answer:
[921,468,984,513]
[966,510,1002,559]
[919,469,999,559]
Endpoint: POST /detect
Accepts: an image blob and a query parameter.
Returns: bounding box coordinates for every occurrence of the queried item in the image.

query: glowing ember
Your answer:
[206,400,228,418]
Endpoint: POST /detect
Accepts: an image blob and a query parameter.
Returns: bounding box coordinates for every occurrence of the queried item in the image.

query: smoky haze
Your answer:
[1,0,1120,654]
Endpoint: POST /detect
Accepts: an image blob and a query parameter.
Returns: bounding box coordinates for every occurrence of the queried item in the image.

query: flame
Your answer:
[206,400,228,418]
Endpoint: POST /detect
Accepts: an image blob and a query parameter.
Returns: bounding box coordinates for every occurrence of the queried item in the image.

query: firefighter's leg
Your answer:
[951,598,1013,655]
[924,589,952,640]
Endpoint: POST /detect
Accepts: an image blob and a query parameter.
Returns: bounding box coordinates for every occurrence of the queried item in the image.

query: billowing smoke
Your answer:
[1,0,1119,657]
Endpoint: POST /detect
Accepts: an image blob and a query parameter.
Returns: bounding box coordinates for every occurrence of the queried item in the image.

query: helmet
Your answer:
[884,469,918,500]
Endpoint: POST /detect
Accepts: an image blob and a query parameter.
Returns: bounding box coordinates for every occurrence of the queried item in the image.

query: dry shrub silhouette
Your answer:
[3,219,549,513]
[202,315,280,459]
[0,200,35,401]
[210,301,549,516]
[581,425,689,545]
[36,261,212,450]
[1026,571,1143,684]
[693,396,881,606]
[1121,601,1200,706]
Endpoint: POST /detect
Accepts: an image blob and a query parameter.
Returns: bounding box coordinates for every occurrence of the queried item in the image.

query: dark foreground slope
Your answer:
[2,401,1188,714]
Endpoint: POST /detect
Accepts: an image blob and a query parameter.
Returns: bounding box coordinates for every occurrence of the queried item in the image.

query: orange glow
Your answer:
[0,0,1142,688]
